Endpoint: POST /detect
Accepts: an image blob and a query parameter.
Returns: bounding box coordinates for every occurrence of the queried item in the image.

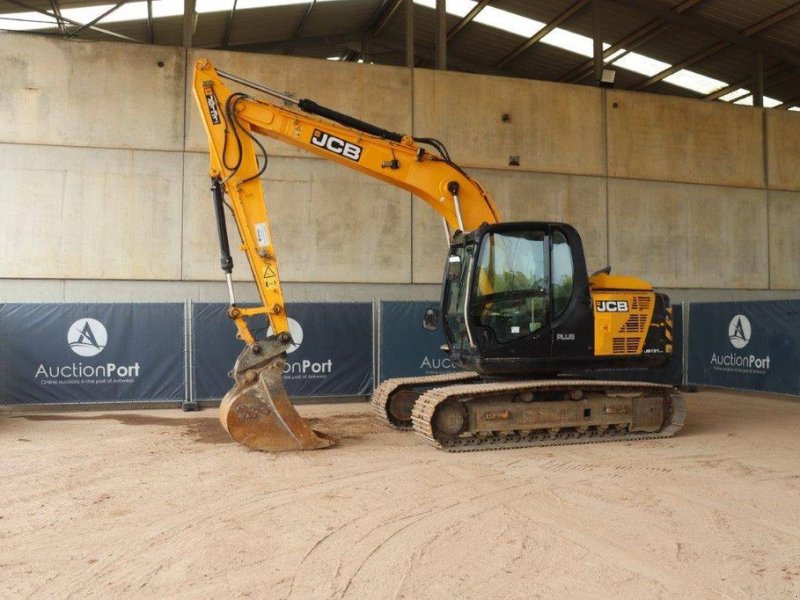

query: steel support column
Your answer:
[752,52,764,107]
[183,0,196,48]
[592,0,602,83]
[436,0,446,70]
[405,0,414,67]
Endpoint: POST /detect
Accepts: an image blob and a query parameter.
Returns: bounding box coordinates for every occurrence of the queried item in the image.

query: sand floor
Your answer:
[2,390,800,599]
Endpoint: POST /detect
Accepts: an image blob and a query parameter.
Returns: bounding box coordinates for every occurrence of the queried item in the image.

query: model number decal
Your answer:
[311,129,362,161]
[203,84,221,125]
[596,300,629,312]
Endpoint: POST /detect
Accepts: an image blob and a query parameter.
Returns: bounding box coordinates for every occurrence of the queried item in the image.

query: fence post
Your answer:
[182,300,199,411]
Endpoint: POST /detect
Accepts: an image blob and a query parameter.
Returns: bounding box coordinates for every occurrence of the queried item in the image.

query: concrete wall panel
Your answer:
[185,49,412,156]
[769,190,800,289]
[607,92,764,188]
[413,171,608,283]
[0,35,184,151]
[608,179,768,289]
[413,70,604,175]
[0,143,183,279]
[767,111,800,191]
[183,153,411,283]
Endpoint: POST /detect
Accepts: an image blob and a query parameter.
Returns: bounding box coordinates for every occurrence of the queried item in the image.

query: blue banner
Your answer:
[192,302,373,400]
[379,301,462,382]
[688,301,800,395]
[0,303,186,404]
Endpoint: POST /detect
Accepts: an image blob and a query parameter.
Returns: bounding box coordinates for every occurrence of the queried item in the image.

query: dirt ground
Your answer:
[2,390,800,599]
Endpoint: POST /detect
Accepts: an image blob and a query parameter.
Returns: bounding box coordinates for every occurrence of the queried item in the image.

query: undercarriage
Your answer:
[373,375,685,452]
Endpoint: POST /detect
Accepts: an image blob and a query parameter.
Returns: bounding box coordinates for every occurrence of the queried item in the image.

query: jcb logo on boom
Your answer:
[311,129,362,162]
[596,300,629,312]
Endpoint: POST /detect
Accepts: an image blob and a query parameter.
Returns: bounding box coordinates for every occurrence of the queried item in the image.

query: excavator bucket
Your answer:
[219,338,335,451]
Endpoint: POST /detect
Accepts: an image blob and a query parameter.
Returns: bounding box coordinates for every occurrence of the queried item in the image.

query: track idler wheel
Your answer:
[432,400,468,438]
[219,338,335,451]
[387,389,419,427]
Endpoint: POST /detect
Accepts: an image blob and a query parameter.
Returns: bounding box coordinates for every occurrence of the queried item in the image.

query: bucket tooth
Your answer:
[219,338,335,451]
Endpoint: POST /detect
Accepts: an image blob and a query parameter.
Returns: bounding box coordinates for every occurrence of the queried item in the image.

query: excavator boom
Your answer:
[191,59,499,451]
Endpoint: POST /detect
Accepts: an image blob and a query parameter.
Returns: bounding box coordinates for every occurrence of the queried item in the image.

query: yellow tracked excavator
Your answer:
[191,60,685,452]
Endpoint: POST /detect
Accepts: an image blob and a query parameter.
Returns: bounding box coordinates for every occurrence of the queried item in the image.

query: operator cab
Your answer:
[434,222,671,377]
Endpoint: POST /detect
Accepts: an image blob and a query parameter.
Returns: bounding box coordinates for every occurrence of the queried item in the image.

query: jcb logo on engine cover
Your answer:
[596,300,629,312]
[311,129,362,162]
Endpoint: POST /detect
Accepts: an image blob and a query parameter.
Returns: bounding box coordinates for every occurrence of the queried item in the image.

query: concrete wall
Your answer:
[1,33,799,305]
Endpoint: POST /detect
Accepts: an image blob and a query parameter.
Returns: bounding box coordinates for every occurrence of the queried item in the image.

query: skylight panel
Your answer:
[0,0,333,31]
[474,5,543,38]
[663,70,727,95]
[725,93,782,108]
[541,28,597,58]
[719,88,750,102]
[413,0,472,18]
[196,0,236,11]
[612,52,670,77]
[0,14,59,31]
[0,0,183,31]
[235,0,327,10]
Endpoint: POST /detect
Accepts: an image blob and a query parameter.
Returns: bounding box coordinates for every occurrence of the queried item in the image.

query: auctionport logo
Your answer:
[34,317,140,384]
[710,313,770,374]
[68,318,107,357]
[728,314,751,349]
[268,317,332,377]
[267,317,304,354]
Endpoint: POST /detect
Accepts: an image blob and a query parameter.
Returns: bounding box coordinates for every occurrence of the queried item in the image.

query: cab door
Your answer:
[469,226,553,359]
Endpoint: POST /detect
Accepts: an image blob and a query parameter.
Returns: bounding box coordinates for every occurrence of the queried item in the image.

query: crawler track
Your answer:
[371,372,480,429]
[411,379,685,452]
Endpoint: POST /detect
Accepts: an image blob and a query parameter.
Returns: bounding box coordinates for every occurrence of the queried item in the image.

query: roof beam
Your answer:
[47,0,66,35]
[635,2,800,90]
[633,41,727,89]
[221,0,237,48]
[221,32,363,53]
[496,0,589,68]
[294,0,316,39]
[3,0,141,42]
[618,0,800,69]
[559,0,704,83]
[368,36,509,77]
[703,63,790,100]
[447,0,489,42]
[775,94,800,110]
[369,0,404,36]
[66,0,127,38]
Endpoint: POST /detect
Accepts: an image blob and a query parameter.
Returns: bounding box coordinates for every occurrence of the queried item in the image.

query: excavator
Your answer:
[191,59,685,452]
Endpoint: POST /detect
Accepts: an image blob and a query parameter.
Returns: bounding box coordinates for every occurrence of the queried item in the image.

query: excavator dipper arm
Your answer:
[190,59,499,451]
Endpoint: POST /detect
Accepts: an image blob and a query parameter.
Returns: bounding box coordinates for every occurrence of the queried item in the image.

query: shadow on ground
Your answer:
[13,412,394,447]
